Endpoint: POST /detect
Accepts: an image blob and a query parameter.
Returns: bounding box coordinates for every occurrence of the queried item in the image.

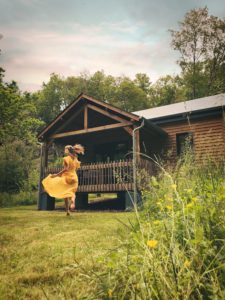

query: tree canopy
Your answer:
[170,7,225,99]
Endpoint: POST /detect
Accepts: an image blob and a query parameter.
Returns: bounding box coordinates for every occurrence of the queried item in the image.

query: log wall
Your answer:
[159,114,225,162]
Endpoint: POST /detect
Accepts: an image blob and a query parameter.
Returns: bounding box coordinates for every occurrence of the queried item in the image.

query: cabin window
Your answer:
[176,132,193,156]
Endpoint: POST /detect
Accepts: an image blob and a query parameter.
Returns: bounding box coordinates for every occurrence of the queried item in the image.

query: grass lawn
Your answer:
[0,206,134,300]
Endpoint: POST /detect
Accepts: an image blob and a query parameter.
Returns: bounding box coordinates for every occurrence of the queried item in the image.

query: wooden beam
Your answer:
[84,105,88,129]
[51,122,133,139]
[83,94,140,121]
[38,93,85,139]
[42,142,48,169]
[87,104,132,124]
[124,127,133,136]
[87,104,133,136]
[38,93,140,139]
[55,106,84,133]
[135,129,140,161]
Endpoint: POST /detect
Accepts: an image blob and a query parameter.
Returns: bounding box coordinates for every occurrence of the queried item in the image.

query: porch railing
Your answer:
[44,158,154,193]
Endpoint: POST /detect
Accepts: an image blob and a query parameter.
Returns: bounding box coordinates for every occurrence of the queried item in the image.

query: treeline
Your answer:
[0,7,224,205]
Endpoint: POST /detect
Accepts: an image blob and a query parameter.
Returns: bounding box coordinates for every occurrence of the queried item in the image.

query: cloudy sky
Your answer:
[0,0,224,91]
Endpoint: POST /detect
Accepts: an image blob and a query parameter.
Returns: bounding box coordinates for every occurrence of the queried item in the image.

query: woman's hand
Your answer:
[51,174,58,178]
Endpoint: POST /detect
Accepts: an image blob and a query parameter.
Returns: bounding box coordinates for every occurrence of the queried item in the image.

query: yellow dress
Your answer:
[42,156,81,199]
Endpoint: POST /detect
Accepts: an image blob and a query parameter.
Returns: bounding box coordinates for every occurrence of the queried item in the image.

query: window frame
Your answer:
[176,132,194,156]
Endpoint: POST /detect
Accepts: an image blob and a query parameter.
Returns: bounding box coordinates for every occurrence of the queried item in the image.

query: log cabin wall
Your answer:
[158,113,225,163]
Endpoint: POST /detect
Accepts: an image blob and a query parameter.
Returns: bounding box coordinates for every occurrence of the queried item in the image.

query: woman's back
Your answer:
[63,156,80,173]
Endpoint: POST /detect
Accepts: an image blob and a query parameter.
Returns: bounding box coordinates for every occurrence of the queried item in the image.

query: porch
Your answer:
[44,158,153,193]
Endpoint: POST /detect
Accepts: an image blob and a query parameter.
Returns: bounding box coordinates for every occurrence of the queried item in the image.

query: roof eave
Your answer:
[141,117,168,137]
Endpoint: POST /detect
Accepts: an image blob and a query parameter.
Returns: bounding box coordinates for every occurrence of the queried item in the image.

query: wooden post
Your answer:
[132,121,144,204]
[38,142,44,210]
[135,129,140,162]
[84,105,88,129]
[43,142,49,171]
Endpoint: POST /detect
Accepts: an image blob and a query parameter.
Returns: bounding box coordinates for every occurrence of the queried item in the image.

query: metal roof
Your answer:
[133,93,225,120]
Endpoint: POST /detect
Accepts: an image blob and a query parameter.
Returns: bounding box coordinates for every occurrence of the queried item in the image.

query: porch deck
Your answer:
[44,158,153,193]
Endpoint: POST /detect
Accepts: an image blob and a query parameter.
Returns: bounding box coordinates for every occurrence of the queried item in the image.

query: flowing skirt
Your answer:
[42,173,78,198]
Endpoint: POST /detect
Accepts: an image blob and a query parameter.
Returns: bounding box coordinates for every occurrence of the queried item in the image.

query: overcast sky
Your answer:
[0,0,224,91]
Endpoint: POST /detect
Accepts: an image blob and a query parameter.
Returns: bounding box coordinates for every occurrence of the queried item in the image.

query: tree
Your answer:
[170,7,225,98]
[35,71,151,121]
[149,75,186,107]
[134,73,151,94]
[0,72,44,195]
[35,73,65,124]
[0,79,43,144]
[64,72,90,104]
[114,77,149,112]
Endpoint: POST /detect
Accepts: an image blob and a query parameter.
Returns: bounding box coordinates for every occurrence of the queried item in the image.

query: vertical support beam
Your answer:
[43,142,49,170]
[84,105,88,129]
[135,129,140,162]
[38,142,44,210]
[132,120,144,206]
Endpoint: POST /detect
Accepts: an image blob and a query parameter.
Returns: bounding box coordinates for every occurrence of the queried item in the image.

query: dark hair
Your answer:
[65,144,84,155]
[68,146,75,154]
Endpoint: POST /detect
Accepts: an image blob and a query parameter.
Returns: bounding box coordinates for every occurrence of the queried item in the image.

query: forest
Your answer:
[0,7,225,206]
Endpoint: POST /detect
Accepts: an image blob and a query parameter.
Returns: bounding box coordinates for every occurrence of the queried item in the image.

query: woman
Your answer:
[42,144,85,215]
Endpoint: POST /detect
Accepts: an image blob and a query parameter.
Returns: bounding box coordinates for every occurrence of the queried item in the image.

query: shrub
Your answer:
[0,191,38,207]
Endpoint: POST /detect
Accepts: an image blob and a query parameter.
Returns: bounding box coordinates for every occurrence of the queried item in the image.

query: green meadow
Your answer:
[1,157,225,299]
[0,207,134,299]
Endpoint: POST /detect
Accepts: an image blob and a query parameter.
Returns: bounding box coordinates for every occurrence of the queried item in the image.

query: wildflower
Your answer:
[191,197,198,202]
[184,260,191,268]
[153,220,161,225]
[147,240,158,249]
[186,202,194,209]
[166,205,173,210]
[108,289,113,298]
[171,184,177,190]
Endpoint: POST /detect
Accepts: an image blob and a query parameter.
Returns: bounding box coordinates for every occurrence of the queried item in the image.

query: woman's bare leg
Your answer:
[70,193,76,210]
[64,198,70,215]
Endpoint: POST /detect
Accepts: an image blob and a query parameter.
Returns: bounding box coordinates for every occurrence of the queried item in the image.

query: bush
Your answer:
[0,140,40,194]
[0,191,38,207]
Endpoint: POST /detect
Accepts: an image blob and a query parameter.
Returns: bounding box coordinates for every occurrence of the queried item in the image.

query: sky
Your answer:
[0,0,225,92]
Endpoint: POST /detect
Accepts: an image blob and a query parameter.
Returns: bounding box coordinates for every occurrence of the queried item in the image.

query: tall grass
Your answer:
[78,153,225,299]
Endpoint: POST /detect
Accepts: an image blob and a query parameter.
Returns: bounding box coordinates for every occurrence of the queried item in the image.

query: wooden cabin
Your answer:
[134,93,225,163]
[37,93,225,210]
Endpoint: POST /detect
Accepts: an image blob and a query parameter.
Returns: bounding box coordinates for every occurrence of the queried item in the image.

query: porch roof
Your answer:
[37,93,167,141]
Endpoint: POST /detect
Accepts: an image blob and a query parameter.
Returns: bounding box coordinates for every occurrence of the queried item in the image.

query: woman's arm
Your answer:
[51,158,69,178]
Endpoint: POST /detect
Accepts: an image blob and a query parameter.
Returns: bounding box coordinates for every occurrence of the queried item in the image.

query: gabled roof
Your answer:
[133,93,225,120]
[38,93,141,140]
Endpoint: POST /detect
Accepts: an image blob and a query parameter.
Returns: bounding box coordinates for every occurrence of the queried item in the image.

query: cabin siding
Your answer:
[159,114,225,162]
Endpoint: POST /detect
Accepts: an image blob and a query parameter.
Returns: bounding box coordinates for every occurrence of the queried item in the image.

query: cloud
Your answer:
[0,20,180,91]
[0,0,224,91]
